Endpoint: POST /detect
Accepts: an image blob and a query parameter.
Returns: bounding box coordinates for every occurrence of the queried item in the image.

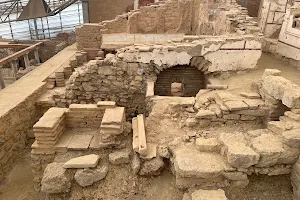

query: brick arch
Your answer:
[154,65,207,97]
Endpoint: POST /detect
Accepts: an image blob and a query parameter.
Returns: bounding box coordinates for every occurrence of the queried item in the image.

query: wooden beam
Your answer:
[0,42,43,66]
[0,44,32,49]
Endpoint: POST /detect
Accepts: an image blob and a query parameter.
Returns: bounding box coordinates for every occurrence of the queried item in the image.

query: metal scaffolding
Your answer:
[0,0,84,40]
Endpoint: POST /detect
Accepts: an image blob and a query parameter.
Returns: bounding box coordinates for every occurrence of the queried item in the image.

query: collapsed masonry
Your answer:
[30,68,300,200]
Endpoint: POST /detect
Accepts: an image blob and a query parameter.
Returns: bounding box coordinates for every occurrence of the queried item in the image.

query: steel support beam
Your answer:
[82,0,89,23]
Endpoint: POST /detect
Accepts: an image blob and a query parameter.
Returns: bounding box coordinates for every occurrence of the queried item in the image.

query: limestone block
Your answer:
[109,150,130,165]
[223,114,240,120]
[234,109,267,117]
[191,189,228,200]
[205,50,261,72]
[285,111,300,121]
[195,138,220,152]
[224,100,249,111]
[282,129,300,148]
[139,157,165,176]
[67,134,93,150]
[186,118,198,127]
[240,92,261,99]
[219,132,259,168]
[173,146,225,179]
[96,101,116,108]
[74,165,108,187]
[242,99,265,109]
[247,129,270,137]
[220,41,245,49]
[132,117,139,152]
[251,134,284,167]
[263,69,281,77]
[245,41,262,49]
[141,143,157,160]
[222,171,248,181]
[267,121,286,134]
[41,163,72,194]
[63,154,100,168]
[196,110,216,119]
[208,104,222,117]
[132,153,141,174]
[137,114,147,156]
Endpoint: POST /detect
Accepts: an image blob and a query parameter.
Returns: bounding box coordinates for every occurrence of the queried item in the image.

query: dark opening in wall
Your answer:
[154,65,207,97]
[269,100,290,121]
[292,15,300,29]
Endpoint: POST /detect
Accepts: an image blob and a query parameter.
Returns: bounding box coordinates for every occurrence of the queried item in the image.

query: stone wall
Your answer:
[89,0,133,23]
[56,36,262,115]
[0,85,46,182]
[76,0,259,50]
[258,0,288,38]
[66,104,106,128]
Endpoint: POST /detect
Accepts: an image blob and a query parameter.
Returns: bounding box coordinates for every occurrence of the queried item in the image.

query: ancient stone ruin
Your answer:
[2,0,300,199]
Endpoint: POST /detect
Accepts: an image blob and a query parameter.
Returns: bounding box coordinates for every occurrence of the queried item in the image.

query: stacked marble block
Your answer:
[98,104,126,148]
[32,107,66,154]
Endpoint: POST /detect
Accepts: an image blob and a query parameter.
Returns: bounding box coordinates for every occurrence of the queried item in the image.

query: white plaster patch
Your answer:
[204,50,262,72]
[122,51,192,67]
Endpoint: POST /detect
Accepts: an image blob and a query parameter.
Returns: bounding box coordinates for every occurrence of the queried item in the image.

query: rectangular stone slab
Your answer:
[101,107,125,125]
[137,114,147,156]
[132,117,139,152]
[67,135,93,150]
[63,154,100,168]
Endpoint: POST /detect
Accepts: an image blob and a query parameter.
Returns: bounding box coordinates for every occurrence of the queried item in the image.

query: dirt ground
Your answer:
[1,53,300,200]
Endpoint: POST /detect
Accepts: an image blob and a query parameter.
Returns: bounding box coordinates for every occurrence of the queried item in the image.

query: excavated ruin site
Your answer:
[2,0,300,199]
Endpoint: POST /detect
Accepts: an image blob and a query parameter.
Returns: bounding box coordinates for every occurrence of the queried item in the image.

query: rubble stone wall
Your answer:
[66,104,105,128]
[0,85,46,182]
[76,0,258,49]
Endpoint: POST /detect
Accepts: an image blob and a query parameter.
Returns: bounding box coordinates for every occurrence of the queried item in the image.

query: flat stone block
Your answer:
[63,154,100,168]
[101,107,125,125]
[240,92,261,99]
[141,143,157,160]
[195,138,220,152]
[67,134,93,150]
[224,100,249,111]
[96,101,116,108]
[173,146,225,179]
[191,189,228,200]
[54,132,74,151]
[282,129,300,148]
[196,110,216,119]
[109,150,130,165]
[251,134,284,167]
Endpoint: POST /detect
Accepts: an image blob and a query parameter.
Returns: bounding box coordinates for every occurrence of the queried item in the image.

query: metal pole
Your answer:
[33,18,39,40]
[41,18,46,39]
[59,12,63,32]
[82,0,89,23]
[242,0,247,8]
[46,17,51,38]
[28,20,33,40]
[78,1,81,24]
[8,15,14,39]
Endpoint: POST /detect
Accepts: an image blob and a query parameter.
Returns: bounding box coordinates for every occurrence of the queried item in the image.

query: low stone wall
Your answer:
[56,36,262,115]
[0,85,46,182]
[76,0,259,49]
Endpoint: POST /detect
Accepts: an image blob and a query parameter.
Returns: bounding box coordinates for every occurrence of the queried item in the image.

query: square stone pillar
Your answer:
[34,49,40,64]
[0,66,5,89]
[24,53,30,68]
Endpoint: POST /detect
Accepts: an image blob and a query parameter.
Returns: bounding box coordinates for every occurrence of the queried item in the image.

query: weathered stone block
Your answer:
[74,165,108,187]
[41,163,72,194]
